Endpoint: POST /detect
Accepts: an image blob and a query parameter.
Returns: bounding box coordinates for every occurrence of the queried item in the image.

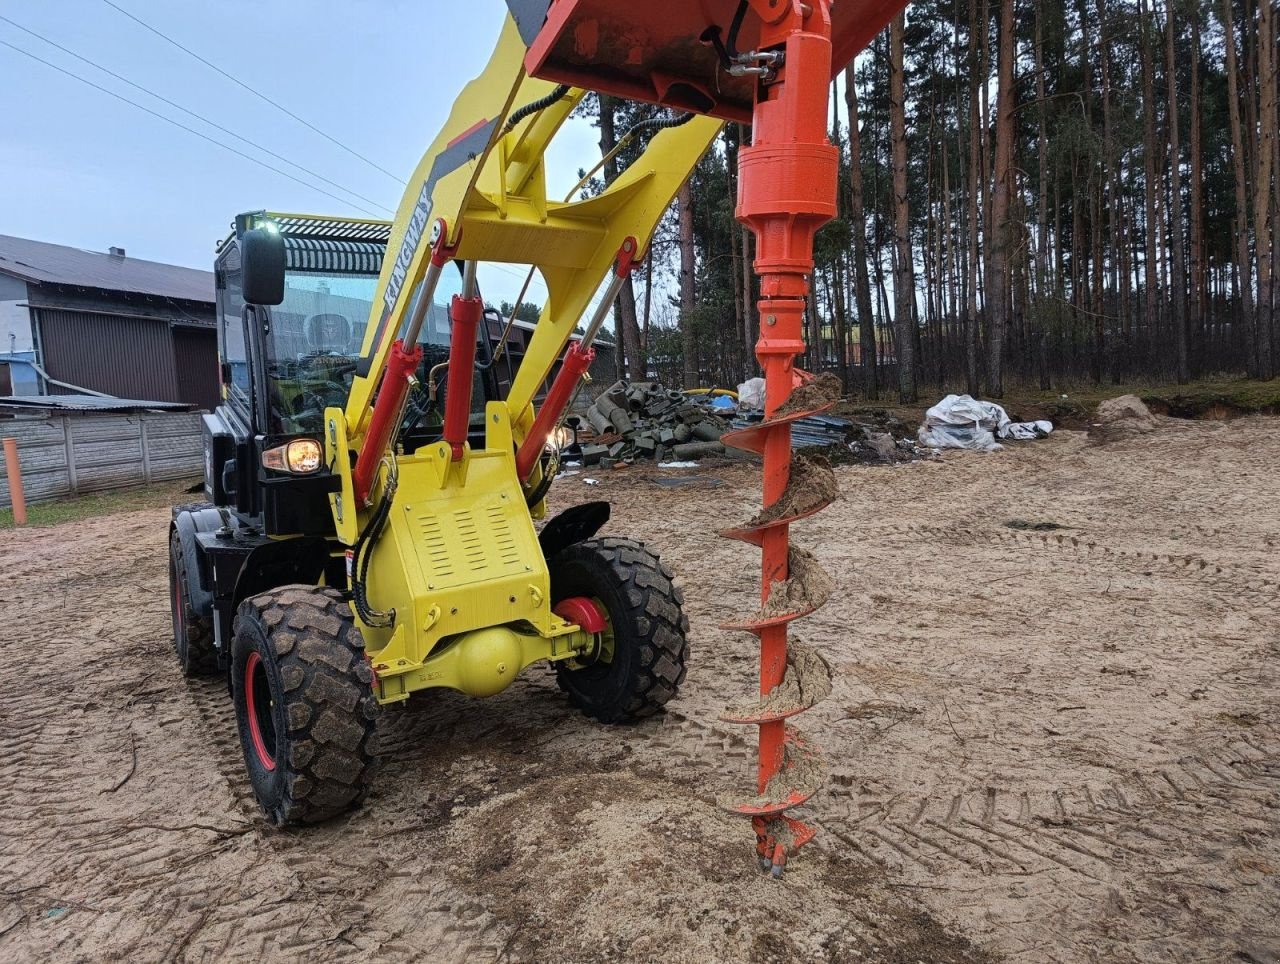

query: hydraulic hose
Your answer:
[351,459,397,628]
[502,84,571,133]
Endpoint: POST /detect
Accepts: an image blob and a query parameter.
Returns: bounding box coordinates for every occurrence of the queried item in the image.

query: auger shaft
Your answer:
[737,0,838,864]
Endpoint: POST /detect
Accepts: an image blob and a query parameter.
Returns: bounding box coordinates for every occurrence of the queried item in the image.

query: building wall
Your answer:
[0,274,39,394]
[172,327,220,409]
[38,307,183,401]
[20,284,219,409]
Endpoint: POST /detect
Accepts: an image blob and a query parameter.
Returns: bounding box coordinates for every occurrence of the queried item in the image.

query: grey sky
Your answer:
[1,0,601,307]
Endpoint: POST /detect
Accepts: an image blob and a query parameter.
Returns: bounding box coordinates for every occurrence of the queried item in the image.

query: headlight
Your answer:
[262,439,323,474]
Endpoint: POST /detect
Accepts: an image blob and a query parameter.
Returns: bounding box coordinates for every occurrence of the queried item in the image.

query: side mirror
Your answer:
[240,227,285,306]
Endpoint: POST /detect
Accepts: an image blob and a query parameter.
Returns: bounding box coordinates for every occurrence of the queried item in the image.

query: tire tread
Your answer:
[233,586,379,825]
[553,538,689,723]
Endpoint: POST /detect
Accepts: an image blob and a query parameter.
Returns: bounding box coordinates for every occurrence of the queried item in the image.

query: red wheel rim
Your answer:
[244,651,276,771]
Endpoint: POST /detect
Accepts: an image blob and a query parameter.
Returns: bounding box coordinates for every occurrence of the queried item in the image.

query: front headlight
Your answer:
[262,438,323,474]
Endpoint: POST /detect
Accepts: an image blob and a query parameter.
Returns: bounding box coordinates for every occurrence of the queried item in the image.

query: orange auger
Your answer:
[511,0,910,873]
[717,0,839,878]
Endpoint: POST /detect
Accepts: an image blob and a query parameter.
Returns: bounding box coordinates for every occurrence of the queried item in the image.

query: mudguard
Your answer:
[538,501,610,560]
[170,503,226,623]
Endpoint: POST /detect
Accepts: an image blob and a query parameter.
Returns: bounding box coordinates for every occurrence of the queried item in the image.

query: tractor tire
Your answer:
[549,537,689,723]
[230,586,380,826]
[168,527,218,676]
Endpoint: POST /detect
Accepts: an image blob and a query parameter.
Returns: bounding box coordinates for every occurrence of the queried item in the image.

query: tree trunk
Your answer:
[1164,0,1189,383]
[889,14,917,403]
[965,0,984,397]
[597,95,645,379]
[986,0,1015,397]
[677,182,699,388]
[1188,3,1204,340]
[1139,0,1160,352]
[844,66,879,400]
[1255,0,1276,378]
[1222,0,1255,372]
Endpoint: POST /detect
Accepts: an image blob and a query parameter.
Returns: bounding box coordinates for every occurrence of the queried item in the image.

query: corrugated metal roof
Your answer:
[0,235,213,303]
[0,395,195,413]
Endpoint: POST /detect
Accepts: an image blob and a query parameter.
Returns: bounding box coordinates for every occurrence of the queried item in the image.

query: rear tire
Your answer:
[230,586,380,826]
[550,537,689,723]
[168,527,217,676]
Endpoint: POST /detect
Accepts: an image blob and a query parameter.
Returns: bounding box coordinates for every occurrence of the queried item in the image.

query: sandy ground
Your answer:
[1,415,1278,962]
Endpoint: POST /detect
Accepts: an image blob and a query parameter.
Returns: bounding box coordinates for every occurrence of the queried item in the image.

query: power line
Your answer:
[0,14,394,215]
[0,38,382,217]
[100,0,406,186]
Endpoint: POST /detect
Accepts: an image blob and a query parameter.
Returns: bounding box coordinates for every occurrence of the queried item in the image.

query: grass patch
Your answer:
[0,479,200,530]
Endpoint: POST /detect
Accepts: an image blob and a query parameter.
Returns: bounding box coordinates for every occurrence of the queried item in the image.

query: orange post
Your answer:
[3,437,26,525]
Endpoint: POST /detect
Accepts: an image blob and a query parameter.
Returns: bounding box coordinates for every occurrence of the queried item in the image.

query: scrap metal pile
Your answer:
[578,380,734,466]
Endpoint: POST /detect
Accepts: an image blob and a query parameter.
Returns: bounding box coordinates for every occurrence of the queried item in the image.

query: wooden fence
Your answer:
[0,412,203,507]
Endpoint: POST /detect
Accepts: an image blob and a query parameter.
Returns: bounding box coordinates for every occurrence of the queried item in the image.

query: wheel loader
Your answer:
[168,0,906,873]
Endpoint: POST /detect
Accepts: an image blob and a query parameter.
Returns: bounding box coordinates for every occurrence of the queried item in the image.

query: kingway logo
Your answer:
[383,180,434,315]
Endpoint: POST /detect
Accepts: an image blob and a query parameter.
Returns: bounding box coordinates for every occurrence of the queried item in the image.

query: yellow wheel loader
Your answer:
[167,0,906,875]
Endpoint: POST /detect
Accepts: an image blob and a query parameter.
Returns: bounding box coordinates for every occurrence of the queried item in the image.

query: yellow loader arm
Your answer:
[316,12,718,708]
[344,14,720,452]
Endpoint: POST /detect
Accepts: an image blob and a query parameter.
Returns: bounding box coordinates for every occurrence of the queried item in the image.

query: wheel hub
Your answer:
[554,596,614,668]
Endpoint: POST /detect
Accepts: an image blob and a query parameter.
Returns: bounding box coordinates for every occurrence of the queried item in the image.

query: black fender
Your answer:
[231,536,333,606]
[170,502,226,623]
[538,501,610,560]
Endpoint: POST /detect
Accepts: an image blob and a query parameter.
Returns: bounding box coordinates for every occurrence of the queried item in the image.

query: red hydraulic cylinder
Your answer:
[353,338,423,505]
[442,293,484,461]
[515,340,595,481]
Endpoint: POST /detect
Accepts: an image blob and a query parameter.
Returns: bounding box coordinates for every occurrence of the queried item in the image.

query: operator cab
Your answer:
[206,212,517,536]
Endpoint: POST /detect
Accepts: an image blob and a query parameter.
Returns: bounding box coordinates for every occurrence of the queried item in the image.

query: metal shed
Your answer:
[0,234,218,409]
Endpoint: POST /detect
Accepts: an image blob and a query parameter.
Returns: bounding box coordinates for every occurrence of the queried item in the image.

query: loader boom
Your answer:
[342,16,721,470]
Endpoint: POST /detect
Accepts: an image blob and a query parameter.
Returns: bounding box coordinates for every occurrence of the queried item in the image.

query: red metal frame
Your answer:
[352,223,462,504]
[442,293,484,461]
[515,341,595,481]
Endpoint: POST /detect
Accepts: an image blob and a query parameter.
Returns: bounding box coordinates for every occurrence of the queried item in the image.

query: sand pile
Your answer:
[721,641,833,720]
[1089,394,1160,442]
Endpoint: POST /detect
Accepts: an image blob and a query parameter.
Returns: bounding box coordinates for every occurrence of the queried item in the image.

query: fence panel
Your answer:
[0,412,203,508]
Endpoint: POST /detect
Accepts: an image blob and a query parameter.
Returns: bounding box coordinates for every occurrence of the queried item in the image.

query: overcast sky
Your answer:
[1,0,602,307]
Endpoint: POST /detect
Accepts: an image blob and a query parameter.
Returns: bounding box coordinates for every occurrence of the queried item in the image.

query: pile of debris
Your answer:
[733,408,931,465]
[578,380,733,466]
[573,376,932,468]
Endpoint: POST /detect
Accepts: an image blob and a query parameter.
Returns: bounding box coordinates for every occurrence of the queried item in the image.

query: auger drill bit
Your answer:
[718,0,841,877]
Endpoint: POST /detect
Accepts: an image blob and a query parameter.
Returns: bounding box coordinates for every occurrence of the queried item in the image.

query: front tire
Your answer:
[168,527,217,676]
[230,586,379,826]
[550,537,689,723]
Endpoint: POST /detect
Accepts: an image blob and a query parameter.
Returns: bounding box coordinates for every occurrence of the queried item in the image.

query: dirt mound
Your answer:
[721,640,833,720]
[445,771,988,964]
[748,454,839,526]
[774,372,843,417]
[1089,393,1160,442]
